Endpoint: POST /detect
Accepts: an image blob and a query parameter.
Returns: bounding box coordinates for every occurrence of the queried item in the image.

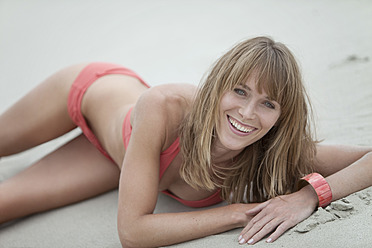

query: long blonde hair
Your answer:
[179,36,316,203]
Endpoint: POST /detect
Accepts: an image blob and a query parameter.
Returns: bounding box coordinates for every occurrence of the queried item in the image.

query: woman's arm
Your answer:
[119,203,254,248]
[117,88,257,248]
[237,144,372,245]
[314,144,372,201]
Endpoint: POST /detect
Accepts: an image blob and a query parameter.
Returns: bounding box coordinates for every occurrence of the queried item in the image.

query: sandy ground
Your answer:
[1,0,372,247]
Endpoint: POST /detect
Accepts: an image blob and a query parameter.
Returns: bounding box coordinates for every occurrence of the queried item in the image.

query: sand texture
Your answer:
[1,0,372,247]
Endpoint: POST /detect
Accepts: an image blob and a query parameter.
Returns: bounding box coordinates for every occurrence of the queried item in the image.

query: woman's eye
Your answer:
[233,88,246,96]
[264,101,275,109]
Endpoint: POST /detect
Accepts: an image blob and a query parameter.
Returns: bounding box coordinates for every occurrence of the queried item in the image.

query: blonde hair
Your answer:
[179,36,316,203]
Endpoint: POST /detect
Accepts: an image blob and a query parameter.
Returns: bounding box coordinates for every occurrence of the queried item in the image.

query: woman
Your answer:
[0,36,371,247]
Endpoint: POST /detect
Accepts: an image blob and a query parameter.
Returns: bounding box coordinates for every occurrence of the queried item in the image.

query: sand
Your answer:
[1,0,372,247]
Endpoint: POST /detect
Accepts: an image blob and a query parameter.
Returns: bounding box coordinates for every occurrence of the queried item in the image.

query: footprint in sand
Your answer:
[356,191,371,206]
[294,198,356,233]
[326,199,355,219]
[329,54,370,68]
[294,208,336,233]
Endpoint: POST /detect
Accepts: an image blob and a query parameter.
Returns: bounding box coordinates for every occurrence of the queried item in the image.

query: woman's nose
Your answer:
[238,102,256,120]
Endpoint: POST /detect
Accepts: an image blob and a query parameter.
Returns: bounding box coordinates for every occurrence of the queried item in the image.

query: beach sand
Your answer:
[1,0,372,247]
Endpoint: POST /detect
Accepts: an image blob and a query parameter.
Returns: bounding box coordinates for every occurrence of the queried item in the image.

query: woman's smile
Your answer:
[227,115,257,136]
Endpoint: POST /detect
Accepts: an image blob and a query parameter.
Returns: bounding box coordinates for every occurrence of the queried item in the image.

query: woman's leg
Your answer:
[0,134,120,224]
[0,64,87,157]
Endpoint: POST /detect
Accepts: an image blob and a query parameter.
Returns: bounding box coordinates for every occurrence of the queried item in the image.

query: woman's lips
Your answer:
[227,115,256,136]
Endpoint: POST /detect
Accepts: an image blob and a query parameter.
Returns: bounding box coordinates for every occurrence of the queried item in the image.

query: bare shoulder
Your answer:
[134,83,196,115]
[145,83,196,103]
[132,83,197,149]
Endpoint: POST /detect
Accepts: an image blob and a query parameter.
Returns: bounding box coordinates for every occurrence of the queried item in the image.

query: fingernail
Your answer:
[266,238,272,243]
[247,238,254,244]
[238,235,242,241]
[239,238,246,244]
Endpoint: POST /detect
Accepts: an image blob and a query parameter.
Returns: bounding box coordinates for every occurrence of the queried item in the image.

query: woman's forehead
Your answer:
[238,71,277,96]
[240,78,271,99]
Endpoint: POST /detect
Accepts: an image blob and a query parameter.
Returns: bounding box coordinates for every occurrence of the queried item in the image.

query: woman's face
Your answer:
[216,76,281,152]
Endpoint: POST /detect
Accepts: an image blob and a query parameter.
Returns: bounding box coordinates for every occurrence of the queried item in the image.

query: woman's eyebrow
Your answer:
[240,84,251,91]
[241,83,273,100]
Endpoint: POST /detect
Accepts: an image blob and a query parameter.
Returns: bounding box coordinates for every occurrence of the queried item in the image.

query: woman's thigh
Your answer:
[0,134,120,224]
[0,63,88,156]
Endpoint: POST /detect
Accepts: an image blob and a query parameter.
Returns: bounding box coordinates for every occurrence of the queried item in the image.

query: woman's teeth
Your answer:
[229,117,254,133]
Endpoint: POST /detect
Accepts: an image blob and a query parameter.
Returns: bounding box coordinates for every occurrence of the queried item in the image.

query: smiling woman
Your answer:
[179,37,314,204]
[1,36,372,248]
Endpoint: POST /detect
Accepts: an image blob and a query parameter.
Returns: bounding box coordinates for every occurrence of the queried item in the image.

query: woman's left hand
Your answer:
[238,185,318,245]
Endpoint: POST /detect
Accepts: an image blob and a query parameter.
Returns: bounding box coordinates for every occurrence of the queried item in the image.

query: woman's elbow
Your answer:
[117,218,145,248]
[118,224,139,248]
